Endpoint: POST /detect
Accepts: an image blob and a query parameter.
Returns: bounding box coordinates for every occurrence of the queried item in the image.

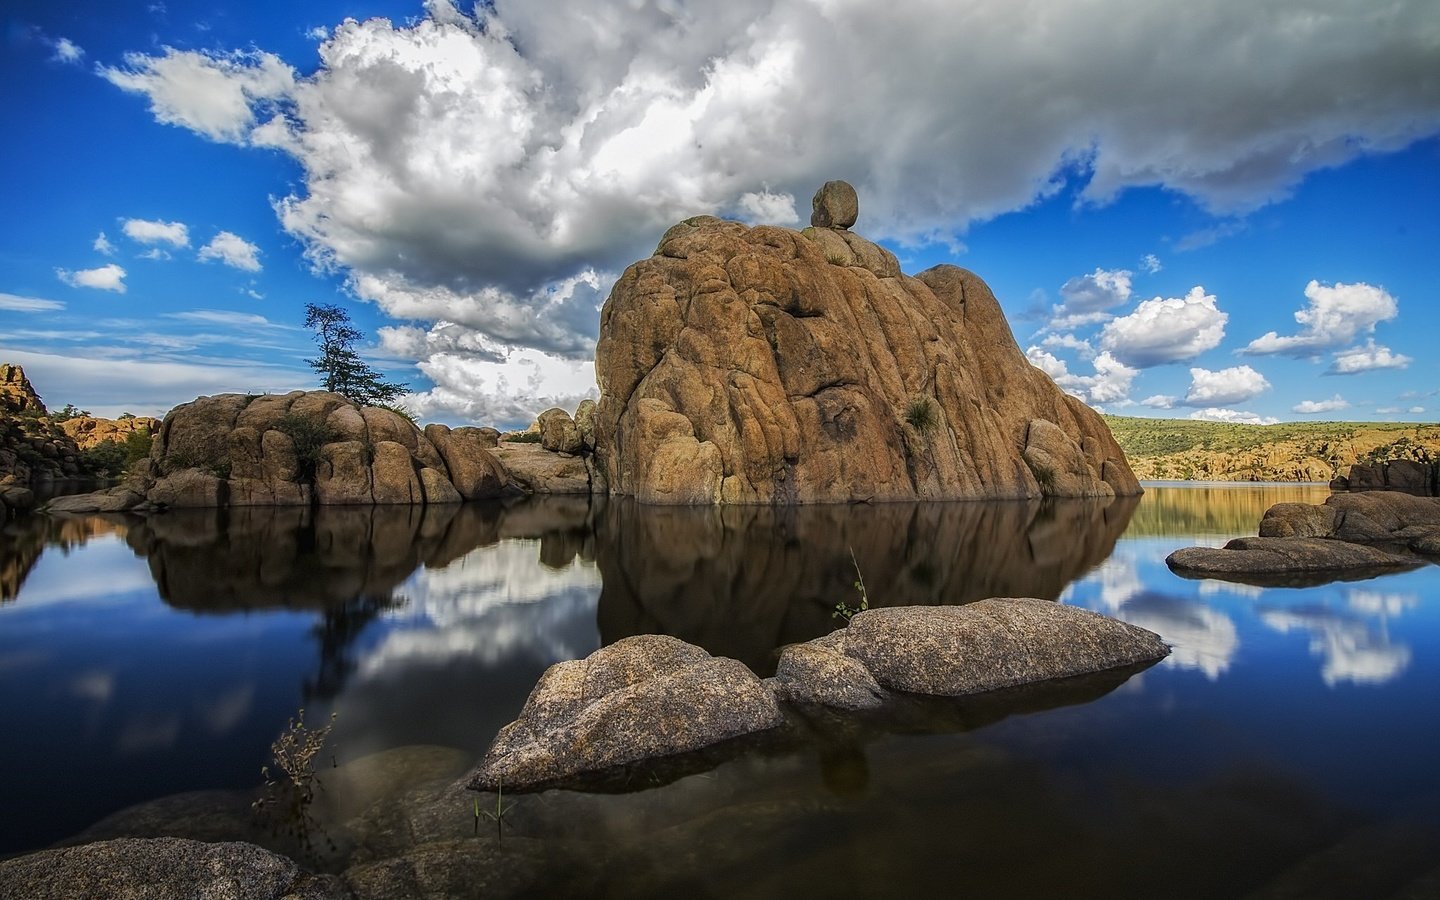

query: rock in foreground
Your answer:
[593,184,1139,504]
[0,837,345,900]
[773,600,1169,708]
[471,601,1167,790]
[469,635,785,792]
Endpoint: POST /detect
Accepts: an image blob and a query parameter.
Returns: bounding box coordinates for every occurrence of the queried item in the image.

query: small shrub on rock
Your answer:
[273,414,337,483]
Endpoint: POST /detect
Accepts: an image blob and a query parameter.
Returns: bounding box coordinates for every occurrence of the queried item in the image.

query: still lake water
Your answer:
[2,484,1439,896]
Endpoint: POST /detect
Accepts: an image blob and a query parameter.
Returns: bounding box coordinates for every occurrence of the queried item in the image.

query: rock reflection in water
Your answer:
[594,495,1138,672]
[118,500,599,700]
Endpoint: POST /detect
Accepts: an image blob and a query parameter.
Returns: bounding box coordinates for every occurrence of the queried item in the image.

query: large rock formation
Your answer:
[593,183,1139,504]
[59,414,160,451]
[0,364,90,484]
[118,391,507,508]
[0,363,45,414]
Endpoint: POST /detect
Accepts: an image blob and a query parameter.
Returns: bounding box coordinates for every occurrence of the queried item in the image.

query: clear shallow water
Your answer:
[2,485,1439,896]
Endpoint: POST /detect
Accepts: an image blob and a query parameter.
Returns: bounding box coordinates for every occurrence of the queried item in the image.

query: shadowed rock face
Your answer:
[594,494,1138,672]
[593,211,1139,504]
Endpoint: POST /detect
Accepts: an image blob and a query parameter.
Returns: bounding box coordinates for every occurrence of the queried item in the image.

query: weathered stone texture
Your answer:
[593,211,1138,504]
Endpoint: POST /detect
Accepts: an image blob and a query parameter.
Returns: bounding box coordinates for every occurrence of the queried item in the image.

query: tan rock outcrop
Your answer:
[492,443,591,494]
[537,407,582,454]
[593,192,1138,504]
[139,391,508,507]
[0,363,45,414]
[424,424,507,500]
[58,415,160,451]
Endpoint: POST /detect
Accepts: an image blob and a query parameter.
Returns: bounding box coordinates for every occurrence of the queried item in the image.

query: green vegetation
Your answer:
[81,440,127,477]
[372,401,417,425]
[304,302,407,406]
[502,430,542,443]
[252,708,338,859]
[50,403,90,423]
[274,414,338,482]
[1105,416,1440,482]
[832,548,870,622]
[904,395,937,431]
[475,777,516,842]
[1360,435,1437,466]
[1030,462,1055,492]
[1104,416,1433,458]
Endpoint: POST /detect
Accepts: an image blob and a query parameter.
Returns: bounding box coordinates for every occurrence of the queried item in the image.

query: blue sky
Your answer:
[2,0,1437,426]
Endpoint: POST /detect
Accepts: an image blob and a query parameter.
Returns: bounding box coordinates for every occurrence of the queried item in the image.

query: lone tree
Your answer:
[303,303,407,405]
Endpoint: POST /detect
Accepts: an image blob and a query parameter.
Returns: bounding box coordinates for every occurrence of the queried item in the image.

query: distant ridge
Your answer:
[1105,415,1440,483]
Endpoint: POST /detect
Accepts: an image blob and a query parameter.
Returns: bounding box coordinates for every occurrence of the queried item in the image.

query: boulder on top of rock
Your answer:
[537,407,582,454]
[810,179,859,229]
[593,187,1139,504]
[468,634,785,792]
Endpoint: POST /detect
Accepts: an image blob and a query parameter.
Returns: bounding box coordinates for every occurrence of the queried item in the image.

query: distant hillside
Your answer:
[1104,416,1440,483]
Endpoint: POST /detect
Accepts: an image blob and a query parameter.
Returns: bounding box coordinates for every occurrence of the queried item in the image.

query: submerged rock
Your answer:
[593,186,1139,504]
[1172,490,1440,586]
[0,837,346,900]
[1166,537,1421,586]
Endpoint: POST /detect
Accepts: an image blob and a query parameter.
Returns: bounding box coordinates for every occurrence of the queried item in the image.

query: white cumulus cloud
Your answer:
[1188,408,1279,425]
[735,190,799,225]
[93,232,117,255]
[101,47,295,144]
[122,218,190,247]
[1245,280,1399,357]
[1293,395,1349,414]
[1139,254,1162,274]
[1100,286,1227,367]
[198,231,262,271]
[1140,394,1177,409]
[104,1,1440,421]
[1327,338,1412,374]
[56,263,127,293]
[1185,365,1270,406]
[1029,347,1137,406]
[1056,268,1133,318]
